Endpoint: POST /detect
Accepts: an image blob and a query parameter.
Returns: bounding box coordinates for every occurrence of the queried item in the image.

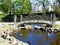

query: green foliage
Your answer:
[54,24,60,28]
[0,13,6,18]
[16,0,32,14]
[56,7,60,15]
[9,0,32,15]
[0,0,13,14]
[0,0,60,15]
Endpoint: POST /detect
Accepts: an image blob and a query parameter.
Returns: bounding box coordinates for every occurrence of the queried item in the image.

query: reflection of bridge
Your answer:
[16,20,51,27]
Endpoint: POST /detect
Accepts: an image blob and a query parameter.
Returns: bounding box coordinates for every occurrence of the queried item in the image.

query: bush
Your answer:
[0,13,6,19]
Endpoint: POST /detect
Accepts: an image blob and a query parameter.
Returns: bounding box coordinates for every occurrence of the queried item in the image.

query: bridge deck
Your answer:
[17,20,51,27]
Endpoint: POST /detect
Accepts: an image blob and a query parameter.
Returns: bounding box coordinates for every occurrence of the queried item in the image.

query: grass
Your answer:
[54,24,60,29]
[0,25,14,33]
[0,37,12,45]
[0,24,14,45]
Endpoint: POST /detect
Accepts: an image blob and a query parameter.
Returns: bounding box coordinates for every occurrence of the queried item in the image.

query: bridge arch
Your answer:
[16,20,51,28]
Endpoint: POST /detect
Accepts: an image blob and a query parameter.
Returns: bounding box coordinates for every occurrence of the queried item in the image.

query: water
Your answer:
[12,24,60,45]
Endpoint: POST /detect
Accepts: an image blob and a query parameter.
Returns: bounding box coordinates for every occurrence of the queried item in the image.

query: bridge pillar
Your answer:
[14,15,18,30]
[20,15,22,22]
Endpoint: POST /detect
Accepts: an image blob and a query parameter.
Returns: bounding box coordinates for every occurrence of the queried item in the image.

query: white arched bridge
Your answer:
[0,20,52,30]
[16,20,51,27]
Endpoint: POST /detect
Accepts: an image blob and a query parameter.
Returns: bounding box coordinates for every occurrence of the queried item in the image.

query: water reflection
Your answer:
[12,30,60,45]
[48,33,55,41]
[50,32,60,45]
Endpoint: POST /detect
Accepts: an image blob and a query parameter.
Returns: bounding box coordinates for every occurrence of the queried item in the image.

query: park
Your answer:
[0,0,60,45]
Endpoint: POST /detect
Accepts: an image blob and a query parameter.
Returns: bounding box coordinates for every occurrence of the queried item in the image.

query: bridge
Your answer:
[0,20,51,30]
[13,14,55,30]
[16,20,51,27]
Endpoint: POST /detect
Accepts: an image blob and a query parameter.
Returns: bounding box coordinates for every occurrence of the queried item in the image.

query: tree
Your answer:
[0,0,12,15]
[38,0,50,15]
[0,0,32,15]
[57,0,60,7]
[52,0,60,15]
[16,0,32,14]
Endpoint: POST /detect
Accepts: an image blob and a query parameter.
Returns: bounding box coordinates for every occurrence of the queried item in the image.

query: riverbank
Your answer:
[54,21,60,29]
[0,24,14,45]
[0,24,29,45]
[0,21,60,45]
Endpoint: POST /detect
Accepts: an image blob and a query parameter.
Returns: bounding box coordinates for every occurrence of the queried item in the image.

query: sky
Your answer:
[30,0,56,12]
[30,0,56,5]
[11,0,56,5]
[12,0,56,5]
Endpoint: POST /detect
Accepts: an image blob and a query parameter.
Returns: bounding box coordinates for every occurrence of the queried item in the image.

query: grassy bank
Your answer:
[54,24,60,29]
[0,24,14,33]
[0,24,14,45]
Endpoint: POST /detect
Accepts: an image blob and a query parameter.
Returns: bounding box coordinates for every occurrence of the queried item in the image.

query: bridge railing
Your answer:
[22,15,51,21]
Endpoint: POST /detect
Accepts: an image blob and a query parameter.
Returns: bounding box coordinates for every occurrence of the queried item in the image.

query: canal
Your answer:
[12,24,60,45]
